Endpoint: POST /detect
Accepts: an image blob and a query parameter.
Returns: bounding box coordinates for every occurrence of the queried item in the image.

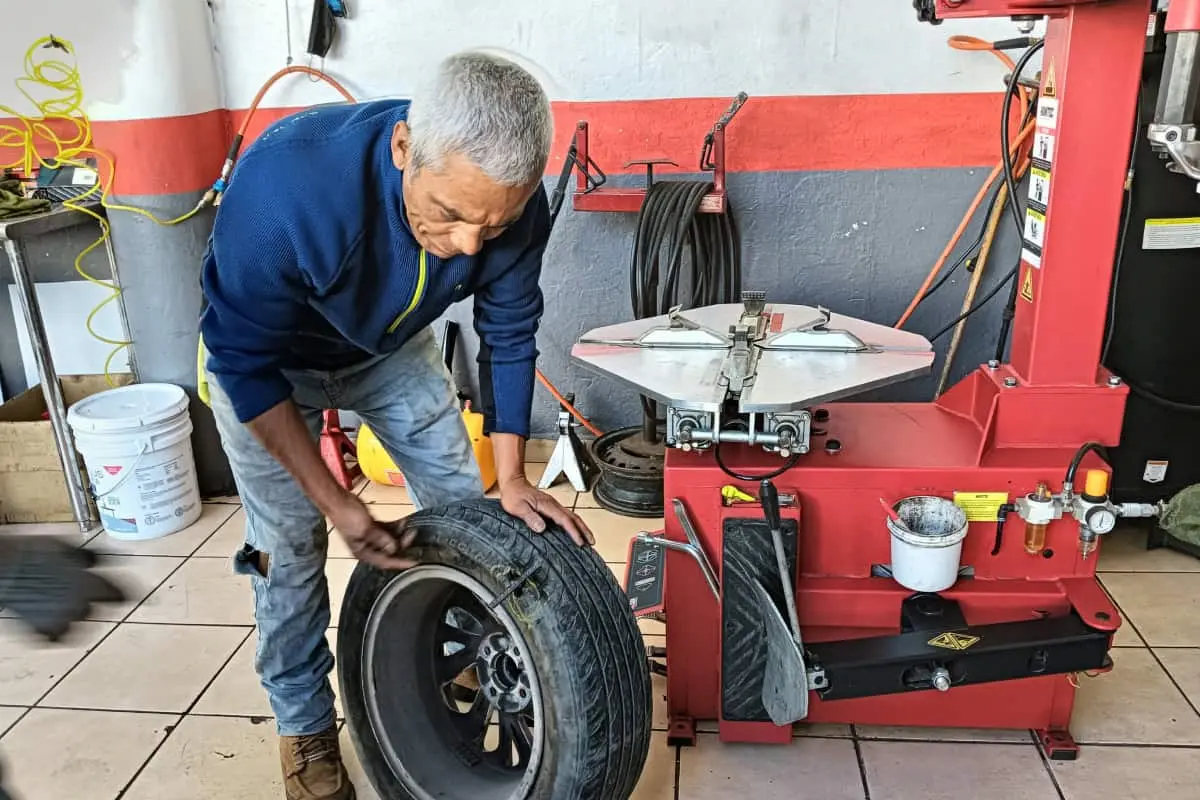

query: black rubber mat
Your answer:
[720,516,798,723]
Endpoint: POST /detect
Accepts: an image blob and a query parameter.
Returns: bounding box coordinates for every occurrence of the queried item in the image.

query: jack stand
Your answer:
[538,394,596,493]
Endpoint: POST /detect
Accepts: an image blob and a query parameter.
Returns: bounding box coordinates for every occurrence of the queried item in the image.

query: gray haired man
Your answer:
[199,51,594,798]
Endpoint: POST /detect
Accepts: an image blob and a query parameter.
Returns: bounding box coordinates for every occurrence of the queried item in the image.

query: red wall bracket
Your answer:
[571,93,746,214]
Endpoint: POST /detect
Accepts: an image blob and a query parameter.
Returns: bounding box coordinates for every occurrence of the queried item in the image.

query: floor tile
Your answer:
[195,629,343,720]
[854,724,1031,743]
[0,521,95,544]
[678,734,863,799]
[576,490,601,509]
[1052,744,1200,800]
[87,503,237,557]
[87,554,184,621]
[1072,647,1200,745]
[359,481,413,504]
[42,623,249,713]
[0,706,25,736]
[0,619,114,705]
[639,617,665,637]
[0,708,177,800]
[1155,648,1200,710]
[1102,573,1200,646]
[577,508,664,564]
[631,733,676,799]
[524,438,557,463]
[859,740,1058,800]
[121,714,283,800]
[0,553,176,624]
[1099,527,1200,572]
[194,507,247,558]
[129,557,254,626]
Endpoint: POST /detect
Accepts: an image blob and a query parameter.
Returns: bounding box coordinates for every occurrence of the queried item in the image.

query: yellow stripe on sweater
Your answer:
[387,248,428,334]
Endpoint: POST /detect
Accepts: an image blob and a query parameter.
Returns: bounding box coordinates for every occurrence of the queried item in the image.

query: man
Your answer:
[199,51,594,800]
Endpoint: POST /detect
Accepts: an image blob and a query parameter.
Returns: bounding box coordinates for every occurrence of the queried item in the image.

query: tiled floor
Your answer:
[1,455,1199,798]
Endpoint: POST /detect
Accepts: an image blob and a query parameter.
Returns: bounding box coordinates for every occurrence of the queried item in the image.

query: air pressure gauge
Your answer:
[1085,506,1118,535]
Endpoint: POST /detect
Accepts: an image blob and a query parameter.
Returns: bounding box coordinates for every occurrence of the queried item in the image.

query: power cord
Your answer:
[928,39,1044,343]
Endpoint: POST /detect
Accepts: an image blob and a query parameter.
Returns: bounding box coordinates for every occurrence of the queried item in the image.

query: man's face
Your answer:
[391,121,536,259]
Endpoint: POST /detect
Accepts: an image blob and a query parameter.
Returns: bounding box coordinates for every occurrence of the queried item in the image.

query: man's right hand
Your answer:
[329,494,418,570]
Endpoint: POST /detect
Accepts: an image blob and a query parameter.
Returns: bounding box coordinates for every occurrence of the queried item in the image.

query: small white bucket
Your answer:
[67,383,202,541]
[887,496,969,593]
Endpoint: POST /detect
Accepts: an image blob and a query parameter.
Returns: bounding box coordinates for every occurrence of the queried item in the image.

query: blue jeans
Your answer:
[206,326,486,736]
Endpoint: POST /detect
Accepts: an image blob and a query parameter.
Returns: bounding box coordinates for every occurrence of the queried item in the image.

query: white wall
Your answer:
[2,0,1041,122]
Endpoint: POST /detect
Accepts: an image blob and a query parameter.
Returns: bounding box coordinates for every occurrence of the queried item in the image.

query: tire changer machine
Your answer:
[570,0,1197,758]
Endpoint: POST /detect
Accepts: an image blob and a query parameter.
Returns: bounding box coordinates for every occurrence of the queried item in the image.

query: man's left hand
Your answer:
[499,477,595,547]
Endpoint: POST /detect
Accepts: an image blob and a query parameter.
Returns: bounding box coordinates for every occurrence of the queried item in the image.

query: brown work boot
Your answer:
[280,726,356,800]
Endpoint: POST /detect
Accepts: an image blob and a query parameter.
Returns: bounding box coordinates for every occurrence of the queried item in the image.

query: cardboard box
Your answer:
[0,374,134,524]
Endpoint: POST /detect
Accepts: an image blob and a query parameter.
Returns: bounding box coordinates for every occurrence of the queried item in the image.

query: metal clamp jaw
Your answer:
[1147,123,1200,187]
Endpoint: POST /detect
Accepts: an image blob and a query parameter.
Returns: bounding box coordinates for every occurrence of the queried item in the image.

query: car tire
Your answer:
[338,498,652,800]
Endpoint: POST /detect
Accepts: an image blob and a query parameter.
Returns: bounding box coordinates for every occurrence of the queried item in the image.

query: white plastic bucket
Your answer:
[67,383,202,540]
[887,496,969,593]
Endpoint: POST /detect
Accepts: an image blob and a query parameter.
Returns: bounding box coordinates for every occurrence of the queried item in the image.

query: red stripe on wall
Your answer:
[3,93,1007,197]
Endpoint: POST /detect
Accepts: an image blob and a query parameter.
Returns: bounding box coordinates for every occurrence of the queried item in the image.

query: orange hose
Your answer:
[237,65,356,139]
[894,119,1035,328]
[236,66,604,439]
[894,36,1039,329]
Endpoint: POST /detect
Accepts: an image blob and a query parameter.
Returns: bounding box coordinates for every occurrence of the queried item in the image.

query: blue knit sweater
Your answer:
[200,100,547,438]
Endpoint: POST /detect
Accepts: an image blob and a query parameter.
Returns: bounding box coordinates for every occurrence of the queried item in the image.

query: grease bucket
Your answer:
[887,495,968,592]
[67,383,202,540]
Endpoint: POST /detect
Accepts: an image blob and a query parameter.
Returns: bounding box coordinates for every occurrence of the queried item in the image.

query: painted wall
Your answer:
[1,1,1041,493]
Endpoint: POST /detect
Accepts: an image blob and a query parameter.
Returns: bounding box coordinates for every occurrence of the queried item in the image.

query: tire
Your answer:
[338,498,652,800]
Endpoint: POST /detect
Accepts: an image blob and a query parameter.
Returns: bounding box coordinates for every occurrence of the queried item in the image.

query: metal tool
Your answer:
[635,499,719,601]
[755,480,809,723]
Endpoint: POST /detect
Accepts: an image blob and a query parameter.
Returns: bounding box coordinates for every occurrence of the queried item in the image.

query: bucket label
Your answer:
[103,465,123,476]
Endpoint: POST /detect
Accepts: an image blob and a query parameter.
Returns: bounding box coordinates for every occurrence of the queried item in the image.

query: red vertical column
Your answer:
[1009,0,1149,386]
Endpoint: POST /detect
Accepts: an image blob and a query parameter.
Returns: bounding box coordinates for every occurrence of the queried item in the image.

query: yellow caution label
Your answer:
[928,632,980,651]
[1020,268,1035,304]
[953,491,1009,522]
[1043,60,1057,97]
[1145,217,1200,226]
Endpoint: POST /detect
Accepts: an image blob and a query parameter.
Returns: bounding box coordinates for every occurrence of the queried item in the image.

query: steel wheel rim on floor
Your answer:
[361,564,545,800]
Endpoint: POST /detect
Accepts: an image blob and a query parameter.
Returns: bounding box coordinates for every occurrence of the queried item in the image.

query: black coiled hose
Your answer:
[629,180,742,433]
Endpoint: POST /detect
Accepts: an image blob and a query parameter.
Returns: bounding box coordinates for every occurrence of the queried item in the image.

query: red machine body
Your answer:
[656,0,1155,755]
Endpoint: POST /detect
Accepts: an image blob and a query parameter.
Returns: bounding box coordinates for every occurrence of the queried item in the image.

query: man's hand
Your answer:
[499,476,595,547]
[329,494,418,570]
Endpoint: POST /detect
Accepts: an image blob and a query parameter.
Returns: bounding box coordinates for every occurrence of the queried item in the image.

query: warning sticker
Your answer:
[1036,96,1059,130]
[953,492,1009,522]
[1028,166,1050,210]
[1032,131,1055,165]
[1042,60,1057,98]
[1024,208,1046,249]
[1021,246,1042,268]
[928,632,980,651]
[1143,217,1200,250]
[1020,267,1035,303]
[1148,12,1158,37]
[1144,460,1169,484]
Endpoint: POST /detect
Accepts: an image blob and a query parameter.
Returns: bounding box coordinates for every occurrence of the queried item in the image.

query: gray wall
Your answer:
[444,166,1019,438]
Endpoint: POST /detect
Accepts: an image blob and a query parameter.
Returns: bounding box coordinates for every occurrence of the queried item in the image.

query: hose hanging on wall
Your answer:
[590,178,743,517]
